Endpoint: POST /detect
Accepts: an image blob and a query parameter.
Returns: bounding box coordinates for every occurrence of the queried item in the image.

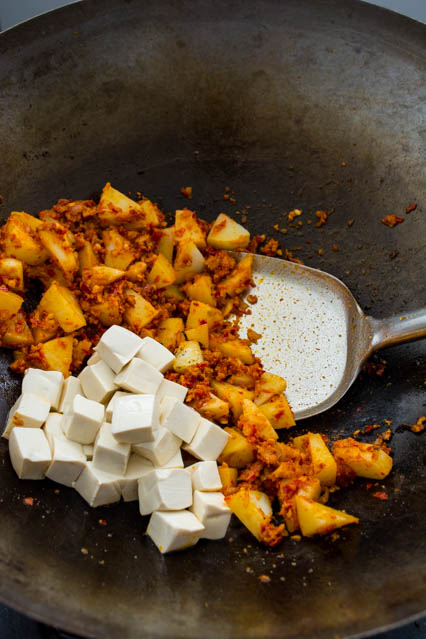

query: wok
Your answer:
[0,1,425,637]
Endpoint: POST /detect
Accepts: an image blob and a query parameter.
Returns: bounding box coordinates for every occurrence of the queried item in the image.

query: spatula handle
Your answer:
[370,309,426,351]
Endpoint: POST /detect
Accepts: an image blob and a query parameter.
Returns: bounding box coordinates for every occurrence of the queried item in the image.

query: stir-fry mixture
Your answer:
[0,183,393,553]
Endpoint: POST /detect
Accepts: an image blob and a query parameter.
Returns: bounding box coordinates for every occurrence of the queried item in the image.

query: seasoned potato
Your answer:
[174,239,205,284]
[210,337,254,365]
[0,289,24,322]
[219,428,255,468]
[211,380,254,419]
[207,213,250,250]
[0,258,24,292]
[258,394,296,429]
[1,310,34,348]
[173,340,203,372]
[83,265,125,289]
[156,317,185,351]
[3,213,48,265]
[98,183,161,228]
[39,282,86,333]
[147,254,176,289]
[295,496,359,537]
[218,464,238,491]
[308,433,337,486]
[103,229,135,271]
[157,227,175,263]
[254,372,287,406]
[175,209,206,248]
[240,399,278,441]
[185,324,209,348]
[32,336,74,376]
[218,254,253,297]
[38,222,78,275]
[333,438,393,480]
[226,489,272,541]
[198,393,230,422]
[91,295,123,327]
[78,240,98,272]
[124,289,158,331]
[186,300,223,330]
[184,274,216,307]
[279,476,321,533]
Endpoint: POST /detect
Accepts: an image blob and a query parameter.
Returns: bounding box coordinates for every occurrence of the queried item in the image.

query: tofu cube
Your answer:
[95,325,143,373]
[3,393,50,439]
[87,352,101,365]
[190,490,231,540]
[46,436,86,487]
[156,379,188,403]
[160,397,201,444]
[58,376,82,414]
[83,444,94,460]
[146,510,205,553]
[9,427,52,479]
[73,462,121,507]
[43,413,66,451]
[183,418,229,461]
[133,427,181,467]
[137,336,175,372]
[22,368,64,410]
[138,468,192,515]
[115,358,163,394]
[154,448,184,469]
[93,422,130,475]
[188,461,222,492]
[112,394,159,444]
[63,394,104,444]
[105,391,132,422]
[78,360,118,403]
[119,454,154,502]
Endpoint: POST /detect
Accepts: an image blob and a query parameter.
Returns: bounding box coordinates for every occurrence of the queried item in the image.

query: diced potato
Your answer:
[103,229,135,271]
[227,372,255,388]
[39,223,78,275]
[1,310,34,348]
[98,183,161,228]
[157,227,175,263]
[0,258,24,292]
[175,209,206,248]
[91,296,122,327]
[184,274,216,307]
[39,282,86,332]
[125,261,147,282]
[218,254,253,297]
[226,489,272,541]
[240,399,278,441]
[186,300,223,331]
[211,380,254,419]
[10,210,43,233]
[157,317,185,351]
[30,306,60,343]
[0,289,24,321]
[78,240,98,272]
[185,324,209,348]
[26,263,70,288]
[292,434,309,451]
[174,239,205,284]
[295,496,359,537]
[279,476,321,533]
[83,265,125,289]
[308,433,337,486]
[198,393,230,422]
[219,428,255,468]
[124,289,159,331]
[173,340,203,372]
[210,337,253,365]
[72,337,92,371]
[333,438,393,480]
[3,213,48,265]
[258,394,296,429]
[218,464,238,491]
[147,254,176,289]
[255,372,287,406]
[163,284,184,301]
[33,336,74,376]
[207,213,250,250]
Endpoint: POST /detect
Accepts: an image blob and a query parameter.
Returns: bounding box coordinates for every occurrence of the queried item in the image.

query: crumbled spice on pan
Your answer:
[381,215,404,228]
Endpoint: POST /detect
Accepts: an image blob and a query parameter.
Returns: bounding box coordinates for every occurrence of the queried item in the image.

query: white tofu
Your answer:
[160,397,201,444]
[111,394,159,444]
[63,394,104,444]
[87,352,101,365]
[154,448,184,469]
[119,454,154,502]
[73,462,121,507]
[137,336,175,373]
[93,422,130,475]
[187,461,222,492]
[78,360,118,404]
[133,427,181,467]
[3,393,50,439]
[58,376,82,414]
[43,413,66,451]
[9,427,51,480]
[138,468,192,515]
[146,510,205,553]
[83,444,94,461]
[157,379,188,403]
[115,358,163,395]
[190,490,231,540]
[183,418,229,461]
[22,368,64,410]
[95,325,143,373]
[46,436,86,487]
[105,391,132,422]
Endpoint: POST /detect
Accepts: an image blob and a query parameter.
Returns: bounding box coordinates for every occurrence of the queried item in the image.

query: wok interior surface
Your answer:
[0,1,425,637]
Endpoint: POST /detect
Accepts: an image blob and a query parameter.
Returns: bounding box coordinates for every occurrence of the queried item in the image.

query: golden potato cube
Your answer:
[125,261,147,283]
[333,438,393,480]
[295,496,359,537]
[218,465,238,491]
[211,380,254,419]
[0,258,24,292]
[40,282,86,332]
[226,489,272,541]
[157,227,175,263]
[258,394,296,429]
[308,433,337,486]
[156,317,185,350]
[292,434,309,451]
[210,337,254,365]
[3,214,48,265]
[124,289,158,331]
[240,399,278,441]
[184,274,216,307]
[103,229,135,271]
[10,210,43,232]
[163,284,184,301]
[98,183,161,228]
[91,296,122,327]
[218,254,253,297]
[147,254,176,289]
[175,209,206,248]
[173,340,203,372]
[2,310,34,348]
[185,323,209,348]
[36,336,74,376]
[83,265,125,289]
[219,427,255,468]
[198,393,230,422]
[254,372,287,406]
[279,476,321,533]
[186,300,223,331]
[78,240,98,273]
[30,306,60,343]
[39,224,78,275]
[207,213,250,250]
[174,239,205,284]
[228,372,255,388]
[0,289,24,321]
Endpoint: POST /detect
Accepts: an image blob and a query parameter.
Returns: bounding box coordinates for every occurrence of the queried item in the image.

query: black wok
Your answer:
[0,1,425,637]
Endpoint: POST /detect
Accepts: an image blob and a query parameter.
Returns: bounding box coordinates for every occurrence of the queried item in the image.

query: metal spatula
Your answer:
[234,253,426,420]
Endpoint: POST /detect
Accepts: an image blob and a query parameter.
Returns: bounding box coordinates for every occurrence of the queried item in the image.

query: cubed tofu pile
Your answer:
[4,325,232,553]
